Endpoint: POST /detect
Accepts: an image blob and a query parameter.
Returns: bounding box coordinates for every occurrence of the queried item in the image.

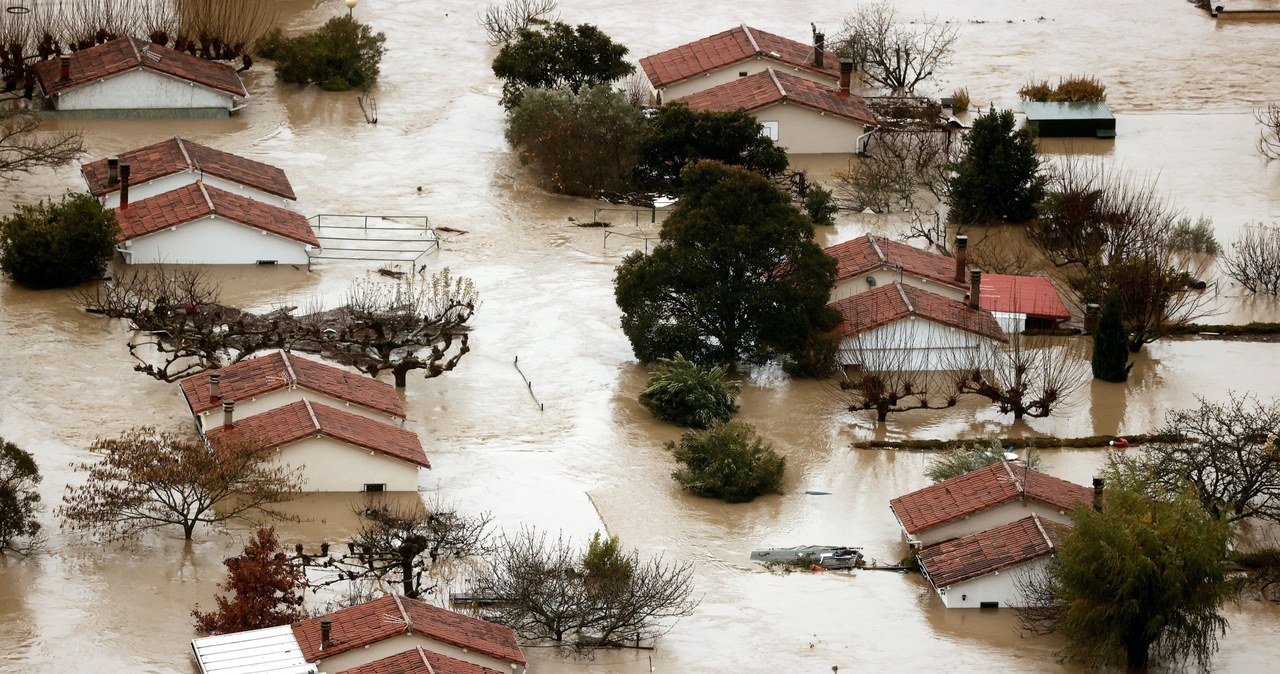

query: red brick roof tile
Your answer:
[918,514,1069,587]
[82,136,295,200]
[337,646,504,674]
[890,462,1092,536]
[980,274,1071,321]
[113,181,320,246]
[640,24,840,89]
[33,37,247,97]
[829,282,1007,342]
[293,595,525,667]
[678,69,877,126]
[206,399,429,469]
[180,351,405,419]
[824,234,967,289]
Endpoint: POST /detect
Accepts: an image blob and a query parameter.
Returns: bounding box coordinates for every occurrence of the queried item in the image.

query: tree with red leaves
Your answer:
[193,527,306,634]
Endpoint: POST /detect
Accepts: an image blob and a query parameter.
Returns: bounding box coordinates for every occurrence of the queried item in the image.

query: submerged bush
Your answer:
[667,420,785,503]
[1019,75,1107,103]
[639,353,741,428]
[1168,215,1221,254]
[257,16,386,90]
[951,86,971,113]
[0,193,117,289]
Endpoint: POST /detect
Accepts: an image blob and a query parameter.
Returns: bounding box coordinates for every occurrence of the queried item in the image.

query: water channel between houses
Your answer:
[2,0,1280,672]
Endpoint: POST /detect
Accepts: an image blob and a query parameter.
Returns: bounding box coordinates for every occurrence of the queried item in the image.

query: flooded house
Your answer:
[824,233,970,303]
[916,514,1068,609]
[31,37,248,117]
[978,273,1072,332]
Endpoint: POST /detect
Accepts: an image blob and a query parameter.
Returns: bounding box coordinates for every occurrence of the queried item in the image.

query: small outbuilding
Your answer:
[917,514,1068,609]
[191,625,317,674]
[978,273,1072,332]
[1021,101,1116,138]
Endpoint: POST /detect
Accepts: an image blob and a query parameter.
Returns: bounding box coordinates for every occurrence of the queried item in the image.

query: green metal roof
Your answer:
[1021,101,1114,121]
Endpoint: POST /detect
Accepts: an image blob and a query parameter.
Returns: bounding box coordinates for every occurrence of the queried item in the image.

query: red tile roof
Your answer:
[113,181,320,246]
[33,37,247,97]
[678,69,877,126]
[979,273,1071,321]
[641,24,840,89]
[890,462,1092,536]
[829,282,1007,342]
[825,234,967,289]
[918,514,1068,588]
[293,595,525,667]
[180,351,405,419]
[206,399,429,469]
[82,136,295,200]
[338,646,504,674]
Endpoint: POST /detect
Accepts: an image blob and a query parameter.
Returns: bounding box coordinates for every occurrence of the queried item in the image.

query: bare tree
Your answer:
[833,1,958,94]
[1221,223,1280,295]
[834,326,962,423]
[833,129,953,214]
[1257,101,1280,160]
[478,0,558,46]
[948,333,1088,420]
[58,427,303,541]
[0,112,83,180]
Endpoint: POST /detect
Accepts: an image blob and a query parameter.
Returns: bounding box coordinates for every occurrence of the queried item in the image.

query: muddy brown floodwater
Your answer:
[4,0,1280,672]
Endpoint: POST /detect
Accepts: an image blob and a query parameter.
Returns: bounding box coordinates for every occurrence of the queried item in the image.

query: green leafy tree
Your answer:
[803,185,838,226]
[946,107,1045,224]
[192,527,306,634]
[491,21,634,109]
[924,440,1042,483]
[667,420,785,503]
[0,193,116,290]
[1018,466,1233,672]
[635,103,789,194]
[0,436,42,554]
[614,161,839,366]
[1092,290,1130,382]
[638,353,741,428]
[257,16,387,91]
[505,85,645,197]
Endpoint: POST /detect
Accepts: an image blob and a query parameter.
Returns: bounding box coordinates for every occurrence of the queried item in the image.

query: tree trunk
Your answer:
[393,367,408,389]
[877,404,889,423]
[401,557,417,597]
[183,520,196,540]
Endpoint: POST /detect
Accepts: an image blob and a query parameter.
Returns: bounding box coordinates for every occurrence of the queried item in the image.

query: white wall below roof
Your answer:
[661,57,837,102]
[119,215,313,265]
[274,435,421,492]
[101,172,291,209]
[54,68,234,110]
[753,101,866,154]
[833,269,968,302]
[991,311,1026,333]
[906,500,1074,547]
[198,388,403,434]
[930,557,1053,609]
[837,318,999,372]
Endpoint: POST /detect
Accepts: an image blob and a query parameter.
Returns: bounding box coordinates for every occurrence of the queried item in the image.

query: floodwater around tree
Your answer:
[3,1,1280,672]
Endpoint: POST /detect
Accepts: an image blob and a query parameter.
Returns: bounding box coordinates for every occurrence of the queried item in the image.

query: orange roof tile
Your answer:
[829,282,1007,342]
[82,136,295,200]
[337,646,504,674]
[180,351,405,419]
[33,37,247,97]
[640,24,840,89]
[206,399,429,469]
[292,595,525,667]
[113,181,319,246]
[890,462,1092,536]
[979,274,1071,321]
[918,514,1068,587]
[824,234,967,289]
[678,69,877,126]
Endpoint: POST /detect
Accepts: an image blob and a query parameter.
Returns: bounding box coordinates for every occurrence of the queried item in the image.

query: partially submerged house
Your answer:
[205,399,429,492]
[824,233,968,302]
[292,595,526,674]
[889,461,1094,547]
[676,66,877,154]
[338,646,505,674]
[180,351,406,434]
[32,37,248,117]
[82,136,296,209]
[639,24,840,103]
[1021,101,1116,138]
[917,514,1068,609]
[191,625,317,674]
[113,181,320,265]
[829,279,1006,371]
[978,273,1072,332]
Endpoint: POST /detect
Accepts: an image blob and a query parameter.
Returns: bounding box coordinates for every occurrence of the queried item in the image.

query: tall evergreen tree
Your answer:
[491,22,634,109]
[1092,290,1130,382]
[946,107,1045,224]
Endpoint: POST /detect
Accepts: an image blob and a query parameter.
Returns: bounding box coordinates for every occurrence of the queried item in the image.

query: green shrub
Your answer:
[667,420,785,503]
[924,440,1043,482]
[639,353,741,428]
[257,16,386,89]
[803,185,837,226]
[0,193,117,289]
[951,86,971,113]
[782,331,839,378]
[1168,215,1221,254]
[1019,75,1107,103]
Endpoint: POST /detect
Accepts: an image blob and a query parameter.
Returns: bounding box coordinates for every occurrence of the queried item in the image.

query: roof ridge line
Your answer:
[895,282,913,314]
[767,68,786,99]
[1031,513,1055,550]
[127,36,143,64]
[1002,460,1024,494]
[174,135,195,172]
[197,180,215,215]
[391,593,413,635]
[418,645,436,674]
[281,351,298,388]
[867,233,887,265]
[741,24,762,54]
[303,398,320,434]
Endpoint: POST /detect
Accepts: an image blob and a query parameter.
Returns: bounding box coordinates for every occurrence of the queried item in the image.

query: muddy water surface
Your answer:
[3,1,1280,672]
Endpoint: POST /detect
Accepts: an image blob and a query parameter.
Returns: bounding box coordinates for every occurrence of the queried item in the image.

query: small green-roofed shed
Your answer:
[1022,101,1116,138]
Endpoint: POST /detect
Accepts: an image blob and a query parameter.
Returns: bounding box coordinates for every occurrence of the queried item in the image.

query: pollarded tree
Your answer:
[614,161,839,367]
[833,1,958,94]
[0,193,117,290]
[946,107,1045,224]
[950,332,1089,420]
[192,527,306,634]
[639,353,741,429]
[491,21,634,109]
[0,112,84,181]
[58,427,303,541]
[1091,290,1130,382]
[635,103,790,195]
[0,436,43,554]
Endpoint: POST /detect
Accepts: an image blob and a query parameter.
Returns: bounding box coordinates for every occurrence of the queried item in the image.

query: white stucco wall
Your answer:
[273,435,421,492]
[102,172,292,209]
[837,319,999,372]
[118,215,314,265]
[903,500,1075,547]
[312,632,522,674]
[661,58,837,102]
[832,269,968,302]
[751,102,867,154]
[197,387,403,433]
[991,311,1026,333]
[52,68,234,110]
[930,557,1053,609]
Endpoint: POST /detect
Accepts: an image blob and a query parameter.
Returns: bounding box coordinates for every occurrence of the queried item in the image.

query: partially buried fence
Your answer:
[310,214,440,270]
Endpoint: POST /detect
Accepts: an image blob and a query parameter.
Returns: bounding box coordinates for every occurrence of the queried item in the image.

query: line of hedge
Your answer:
[852,433,1187,451]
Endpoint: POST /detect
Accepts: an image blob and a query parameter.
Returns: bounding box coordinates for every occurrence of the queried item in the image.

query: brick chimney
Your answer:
[222,399,235,427]
[1092,477,1105,512]
[118,162,131,209]
[969,269,981,310]
[955,235,968,282]
[59,55,71,81]
[320,618,333,649]
[838,58,853,95]
[107,158,119,186]
[813,30,825,68]
[209,372,220,400]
